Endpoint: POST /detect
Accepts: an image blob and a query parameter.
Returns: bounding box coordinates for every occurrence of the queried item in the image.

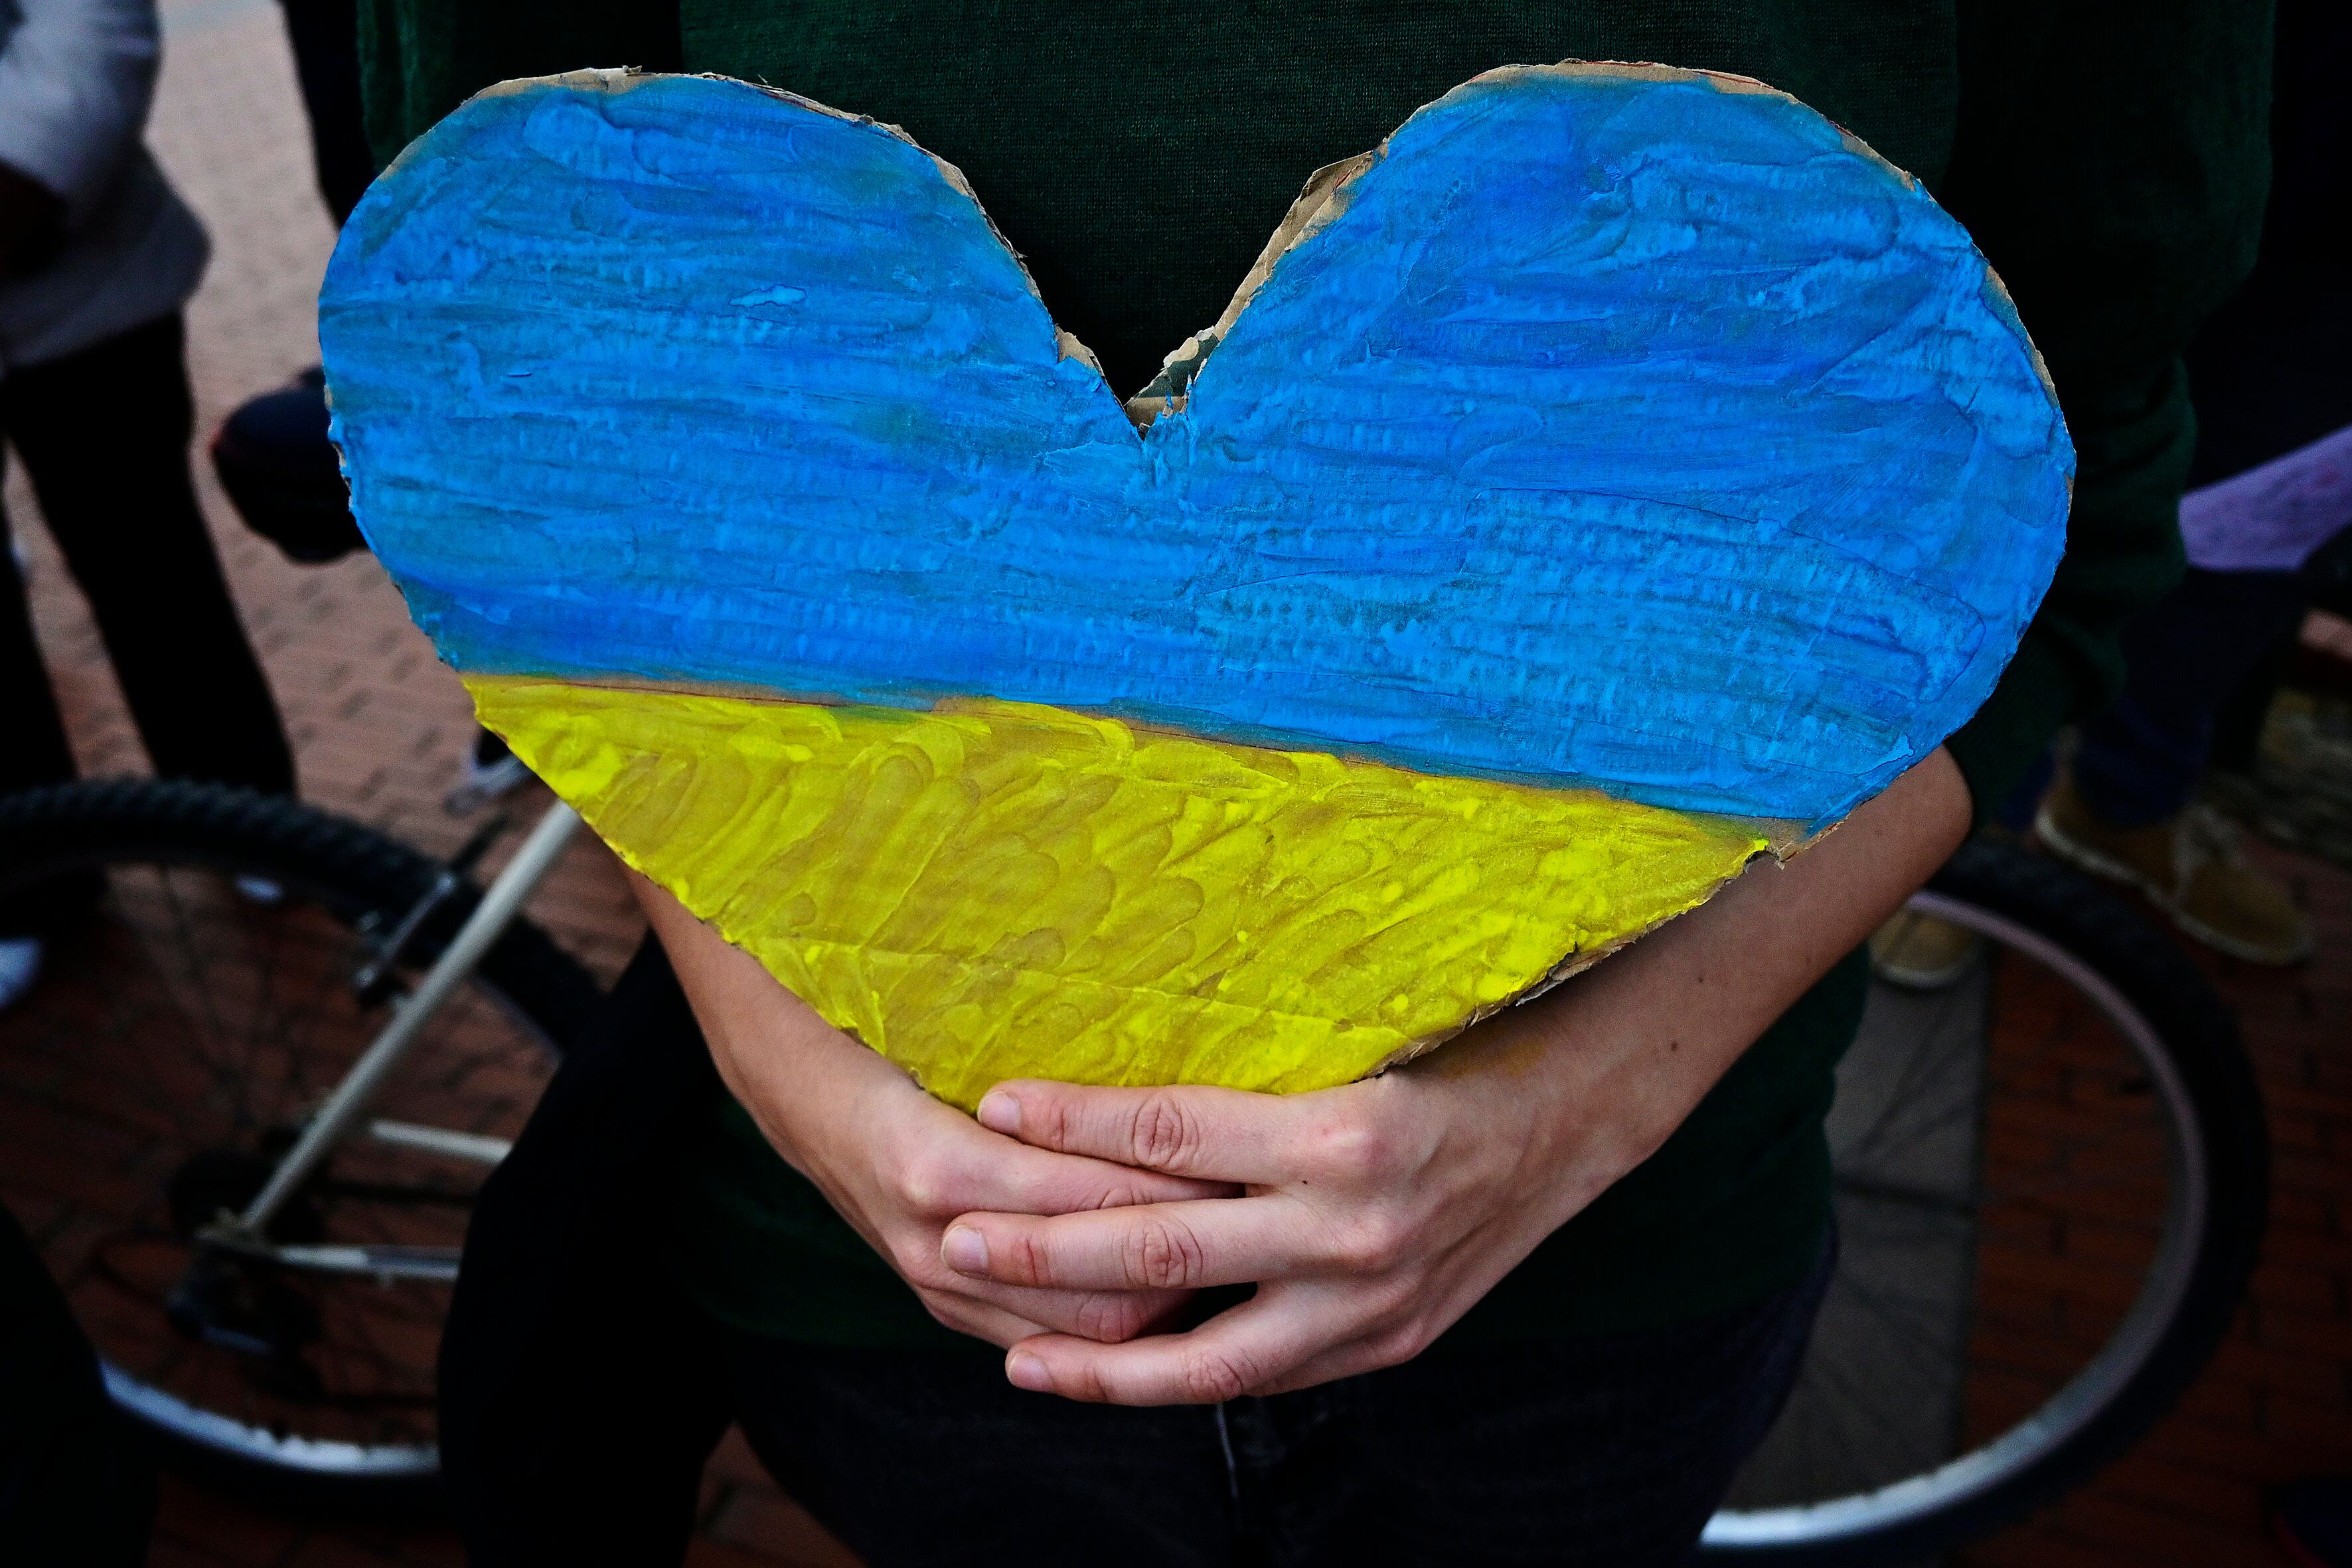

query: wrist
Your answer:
[1414,977,1703,1229]
[628,871,887,1180]
[1454,747,1972,1230]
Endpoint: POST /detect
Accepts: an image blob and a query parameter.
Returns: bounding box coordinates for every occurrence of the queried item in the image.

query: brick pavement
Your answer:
[5,1,2345,1562]
[1950,835,2352,1568]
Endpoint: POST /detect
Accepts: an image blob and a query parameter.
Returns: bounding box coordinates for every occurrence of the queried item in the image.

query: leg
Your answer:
[2042,566,2317,963]
[0,461,98,945]
[2072,566,2309,826]
[0,461,80,798]
[0,316,295,796]
[275,0,373,224]
[2209,635,2296,775]
[725,1336,1235,1568]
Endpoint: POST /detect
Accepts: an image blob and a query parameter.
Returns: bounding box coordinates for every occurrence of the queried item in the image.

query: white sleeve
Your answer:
[0,0,161,226]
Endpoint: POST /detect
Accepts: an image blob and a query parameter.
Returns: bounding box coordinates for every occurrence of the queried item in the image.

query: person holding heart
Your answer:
[353,6,2275,1566]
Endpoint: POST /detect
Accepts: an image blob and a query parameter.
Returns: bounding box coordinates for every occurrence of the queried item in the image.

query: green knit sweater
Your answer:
[358,0,2271,1344]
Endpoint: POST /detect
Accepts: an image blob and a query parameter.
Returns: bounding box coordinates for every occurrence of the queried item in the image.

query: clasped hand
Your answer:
[943,1057,1636,1404]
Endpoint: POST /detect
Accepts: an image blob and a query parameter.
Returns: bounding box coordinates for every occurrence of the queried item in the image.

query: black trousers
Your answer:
[443,938,1830,1568]
[0,313,295,806]
[276,0,374,226]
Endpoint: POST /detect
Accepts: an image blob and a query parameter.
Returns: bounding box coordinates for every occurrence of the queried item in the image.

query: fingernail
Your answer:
[976,1090,1020,1137]
[1006,1350,1051,1392]
[941,1225,988,1275]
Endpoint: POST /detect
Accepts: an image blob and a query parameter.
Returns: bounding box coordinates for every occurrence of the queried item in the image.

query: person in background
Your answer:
[2033,0,2345,967]
[204,0,369,574]
[0,3,250,1555]
[208,0,532,809]
[1867,0,2338,992]
[0,0,296,1010]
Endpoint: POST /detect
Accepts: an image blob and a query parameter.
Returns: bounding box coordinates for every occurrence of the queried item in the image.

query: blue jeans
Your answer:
[2070,565,2311,828]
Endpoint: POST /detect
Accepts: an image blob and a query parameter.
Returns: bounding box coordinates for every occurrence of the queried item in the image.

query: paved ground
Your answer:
[7,3,2347,1563]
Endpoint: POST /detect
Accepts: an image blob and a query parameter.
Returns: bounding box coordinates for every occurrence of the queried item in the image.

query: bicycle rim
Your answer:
[1705,883,2221,1559]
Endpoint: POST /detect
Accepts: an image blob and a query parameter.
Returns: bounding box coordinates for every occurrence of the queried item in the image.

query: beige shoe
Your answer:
[2036,774,2315,965]
[1869,909,1982,989]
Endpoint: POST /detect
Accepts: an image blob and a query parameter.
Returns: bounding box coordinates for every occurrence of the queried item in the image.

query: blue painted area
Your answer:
[321,70,2070,826]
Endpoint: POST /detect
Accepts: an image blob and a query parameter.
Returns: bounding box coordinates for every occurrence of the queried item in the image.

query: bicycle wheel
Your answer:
[0,779,603,1503]
[1705,838,2268,1564]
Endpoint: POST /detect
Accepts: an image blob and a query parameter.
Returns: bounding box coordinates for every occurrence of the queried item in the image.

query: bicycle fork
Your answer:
[198,801,583,1282]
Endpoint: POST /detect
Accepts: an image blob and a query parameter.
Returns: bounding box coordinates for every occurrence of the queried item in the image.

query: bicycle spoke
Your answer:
[77,896,225,1153]
[152,867,238,1080]
[1838,1281,1972,1435]
[227,882,303,1132]
[254,925,361,1134]
[1844,1009,1982,1172]
[1790,1335,1935,1488]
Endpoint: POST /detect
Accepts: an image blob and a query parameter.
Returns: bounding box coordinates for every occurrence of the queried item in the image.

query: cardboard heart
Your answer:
[321,63,2069,1108]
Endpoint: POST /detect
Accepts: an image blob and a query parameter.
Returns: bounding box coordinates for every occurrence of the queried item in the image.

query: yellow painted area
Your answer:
[470,676,1770,1109]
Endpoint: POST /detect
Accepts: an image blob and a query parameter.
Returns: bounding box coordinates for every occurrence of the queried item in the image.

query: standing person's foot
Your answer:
[0,936,44,1010]
[2036,773,2315,964]
[446,728,532,815]
[2272,1476,2352,1568]
[1867,908,1981,989]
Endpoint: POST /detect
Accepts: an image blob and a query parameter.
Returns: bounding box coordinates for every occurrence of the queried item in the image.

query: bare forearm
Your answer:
[1587,745,1974,1045]
[631,873,862,1171]
[1433,746,1972,1206]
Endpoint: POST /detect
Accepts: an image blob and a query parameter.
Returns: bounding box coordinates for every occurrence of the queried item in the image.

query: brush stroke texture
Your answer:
[471,676,1769,1107]
[321,68,2069,828]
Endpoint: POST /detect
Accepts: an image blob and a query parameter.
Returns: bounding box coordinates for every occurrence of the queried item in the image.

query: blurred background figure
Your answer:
[0,0,295,1010]
[3,6,239,1560]
[1875,0,2345,990]
[206,0,362,570]
[2033,0,2347,968]
[208,0,529,809]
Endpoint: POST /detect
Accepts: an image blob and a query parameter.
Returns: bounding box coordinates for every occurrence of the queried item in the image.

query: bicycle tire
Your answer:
[0,777,605,1505]
[0,779,600,1051]
[1703,836,2269,1564]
